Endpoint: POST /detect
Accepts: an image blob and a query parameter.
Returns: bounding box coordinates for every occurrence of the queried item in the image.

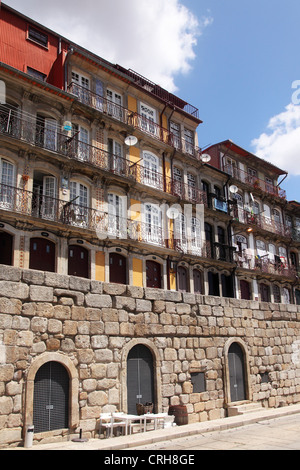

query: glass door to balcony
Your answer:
[69,181,89,227]
[107,193,126,238]
[32,173,57,221]
[143,152,161,189]
[0,159,14,209]
[144,203,162,245]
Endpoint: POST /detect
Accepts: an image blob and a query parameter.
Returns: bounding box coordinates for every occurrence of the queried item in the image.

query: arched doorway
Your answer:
[68,245,89,278]
[29,238,55,272]
[33,361,69,433]
[228,342,246,402]
[109,252,127,284]
[0,231,13,265]
[146,260,161,288]
[127,345,154,415]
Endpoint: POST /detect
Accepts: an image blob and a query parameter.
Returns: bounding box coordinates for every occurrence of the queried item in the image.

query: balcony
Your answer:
[67,82,203,160]
[0,104,206,203]
[224,164,286,200]
[234,252,297,279]
[232,207,292,238]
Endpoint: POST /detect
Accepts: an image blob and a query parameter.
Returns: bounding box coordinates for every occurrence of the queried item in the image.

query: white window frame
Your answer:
[107,193,127,238]
[69,181,89,227]
[140,102,156,136]
[0,158,15,209]
[144,203,162,245]
[107,89,123,121]
[143,151,161,190]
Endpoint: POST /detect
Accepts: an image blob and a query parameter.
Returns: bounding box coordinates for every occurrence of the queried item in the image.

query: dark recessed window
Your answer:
[191,372,206,393]
[28,26,48,48]
[27,67,47,82]
[260,372,269,384]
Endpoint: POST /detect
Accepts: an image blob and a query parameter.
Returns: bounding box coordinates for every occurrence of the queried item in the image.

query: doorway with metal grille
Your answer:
[33,361,69,433]
[127,345,154,415]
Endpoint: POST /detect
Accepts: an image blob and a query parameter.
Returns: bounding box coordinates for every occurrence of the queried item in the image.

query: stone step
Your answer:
[227,402,263,417]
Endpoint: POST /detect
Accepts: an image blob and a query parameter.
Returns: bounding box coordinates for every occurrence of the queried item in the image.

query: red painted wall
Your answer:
[0,6,69,89]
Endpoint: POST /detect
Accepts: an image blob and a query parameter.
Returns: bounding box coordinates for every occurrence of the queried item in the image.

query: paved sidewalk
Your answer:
[8,403,300,451]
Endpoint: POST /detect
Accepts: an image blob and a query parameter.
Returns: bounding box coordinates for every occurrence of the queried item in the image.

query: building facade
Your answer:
[0,3,300,447]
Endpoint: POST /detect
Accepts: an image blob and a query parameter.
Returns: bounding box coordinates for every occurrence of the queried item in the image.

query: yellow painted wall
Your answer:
[164,159,172,193]
[128,95,137,113]
[130,199,141,221]
[169,270,177,290]
[95,251,105,282]
[132,257,143,287]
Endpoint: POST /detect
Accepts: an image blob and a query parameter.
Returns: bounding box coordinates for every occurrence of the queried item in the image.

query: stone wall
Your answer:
[1,264,300,447]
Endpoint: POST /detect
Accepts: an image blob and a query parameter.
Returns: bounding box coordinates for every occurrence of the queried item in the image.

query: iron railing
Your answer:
[223,164,286,199]
[232,207,292,238]
[67,82,203,160]
[234,252,297,279]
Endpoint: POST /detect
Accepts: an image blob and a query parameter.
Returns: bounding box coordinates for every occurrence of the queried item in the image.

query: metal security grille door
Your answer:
[228,343,246,402]
[127,345,154,415]
[33,362,69,433]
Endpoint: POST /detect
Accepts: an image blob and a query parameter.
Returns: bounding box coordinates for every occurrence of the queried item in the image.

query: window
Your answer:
[170,121,181,149]
[273,284,281,303]
[108,139,124,175]
[191,372,206,393]
[174,214,187,252]
[248,167,257,185]
[107,193,126,237]
[71,72,90,105]
[183,128,194,155]
[144,203,162,245]
[225,157,237,176]
[187,173,197,202]
[28,26,48,48]
[140,102,156,135]
[107,89,123,120]
[27,67,47,82]
[36,115,57,151]
[265,177,273,193]
[143,152,161,189]
[0,159,15,208]
[173,167,183,197]
[190,217,201,254]
[71,124,89,162]
[69,181,88,227]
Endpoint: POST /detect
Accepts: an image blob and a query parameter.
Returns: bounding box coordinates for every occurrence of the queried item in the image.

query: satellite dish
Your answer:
[229,185,238,194]
[200,153,211,163]
[166,207,180,220]
[124,135,138,146]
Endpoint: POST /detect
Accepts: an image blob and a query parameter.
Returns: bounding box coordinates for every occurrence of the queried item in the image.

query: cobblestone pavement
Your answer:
[128,414,300,450]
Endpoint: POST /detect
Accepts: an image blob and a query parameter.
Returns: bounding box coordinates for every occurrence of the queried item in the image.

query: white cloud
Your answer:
[251,103,300,175]
[5,0,213,92]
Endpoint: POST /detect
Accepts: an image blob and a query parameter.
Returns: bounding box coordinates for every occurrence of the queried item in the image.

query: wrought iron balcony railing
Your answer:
[223,164,286,200]
[0,104,207,204]
[234,252,297,279]
[232,207,292,238]
[67,82,203,160]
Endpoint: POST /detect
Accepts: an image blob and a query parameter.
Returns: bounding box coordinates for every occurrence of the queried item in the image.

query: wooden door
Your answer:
[146,260,161,288]
[260,283,270,302]
[68,245,89,278]
[193,269,202,294]
[109,253,127,284]
[0,231,13,265]
[240,280,251,300]
[228,343,246,402]
[177,266,188,292]
[127,345,154,415]
[30,238,55,272]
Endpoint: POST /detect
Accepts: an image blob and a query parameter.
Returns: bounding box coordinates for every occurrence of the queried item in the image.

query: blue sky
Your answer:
[4,0,300,201]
